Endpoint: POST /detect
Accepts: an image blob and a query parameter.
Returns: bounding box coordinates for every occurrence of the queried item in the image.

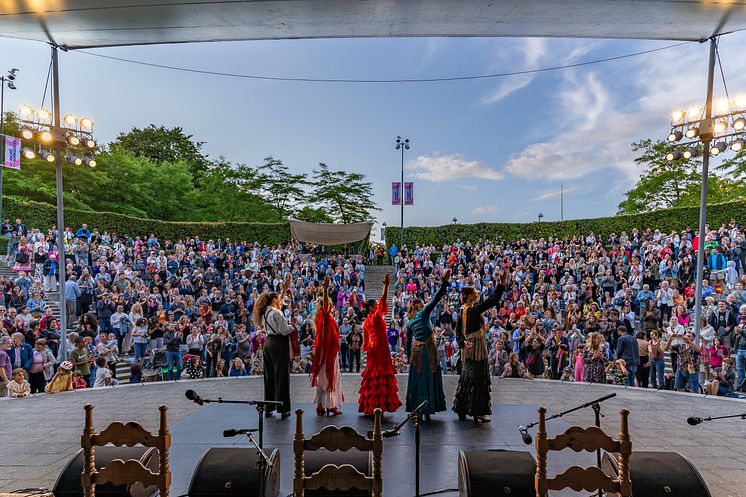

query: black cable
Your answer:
[72,41,692,84]
[715,39,733,114]
[39,57,53,110]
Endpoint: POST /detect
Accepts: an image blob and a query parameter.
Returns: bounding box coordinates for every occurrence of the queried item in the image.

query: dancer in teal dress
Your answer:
[405,269,451,421]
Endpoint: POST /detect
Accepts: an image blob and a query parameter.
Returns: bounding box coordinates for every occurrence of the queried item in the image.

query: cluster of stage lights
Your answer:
[17,104,96,167]
[666,96,746,161]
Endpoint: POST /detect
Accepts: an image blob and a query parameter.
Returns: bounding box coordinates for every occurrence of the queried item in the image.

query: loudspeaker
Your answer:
[53,446,159,497]
[458,450,536,497]
[302,449,372,497]
[188,448,281,497]
[601,451,712,497]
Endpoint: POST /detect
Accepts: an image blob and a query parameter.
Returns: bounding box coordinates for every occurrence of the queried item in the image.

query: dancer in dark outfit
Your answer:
[453,272,506,424]
[254,275,293,419]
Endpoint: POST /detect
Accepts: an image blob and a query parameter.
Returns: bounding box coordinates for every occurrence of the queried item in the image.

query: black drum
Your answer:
[188,447,281,497]
[458,450,536,497]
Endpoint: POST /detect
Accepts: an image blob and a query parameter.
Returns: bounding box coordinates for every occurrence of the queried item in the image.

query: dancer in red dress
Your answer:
[358,273,401,414]
[311,277,344,416]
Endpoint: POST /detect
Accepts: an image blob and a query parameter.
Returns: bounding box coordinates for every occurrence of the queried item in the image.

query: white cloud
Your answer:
[481,38,547,105]
[472,205,499,215]
[459,184,478,191]
[531,186,583,201]
[408,154,504,182]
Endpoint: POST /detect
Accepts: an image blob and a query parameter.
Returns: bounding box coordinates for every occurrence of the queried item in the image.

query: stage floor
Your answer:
[169,402,594,497]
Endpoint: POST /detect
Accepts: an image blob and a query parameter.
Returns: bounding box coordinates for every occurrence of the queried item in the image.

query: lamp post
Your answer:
[538,213,544,222]
[0,68,19,221]
[395,136,409,250]
[452,217,457,225]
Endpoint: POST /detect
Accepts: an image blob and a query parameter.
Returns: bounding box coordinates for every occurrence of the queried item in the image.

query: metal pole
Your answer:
[560,184,564,221]
[0,79,5,222]
[693,38,718,341]
[400,145,404,250]
[52,45,68,362]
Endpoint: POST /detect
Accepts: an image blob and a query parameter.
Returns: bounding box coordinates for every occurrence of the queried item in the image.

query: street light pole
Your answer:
[0,68,19,222]
[395,136,409,250]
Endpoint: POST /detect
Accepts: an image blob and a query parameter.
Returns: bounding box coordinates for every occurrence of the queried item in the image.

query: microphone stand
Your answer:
[523,393,616,497]
[226,430,273,497]
[692,413,746,423]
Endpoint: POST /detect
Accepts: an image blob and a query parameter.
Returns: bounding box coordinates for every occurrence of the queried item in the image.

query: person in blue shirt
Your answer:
[75,224,91,241]
[615,326,639,387]
[389,244,398,261]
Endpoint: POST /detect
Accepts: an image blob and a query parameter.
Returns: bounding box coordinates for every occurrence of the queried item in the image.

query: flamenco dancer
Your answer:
[358,273,402,415]
[405,269,451,421]
[311,277,344,416]
[254,274,293,419]
[453,272,507,424]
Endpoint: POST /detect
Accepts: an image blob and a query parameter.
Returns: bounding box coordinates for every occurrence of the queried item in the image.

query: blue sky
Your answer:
[1,33,745,234]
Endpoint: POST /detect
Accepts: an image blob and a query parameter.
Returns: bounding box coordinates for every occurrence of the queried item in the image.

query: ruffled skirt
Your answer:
[358,358,401,414]
[313,361,344,409]
[452,359,491,417]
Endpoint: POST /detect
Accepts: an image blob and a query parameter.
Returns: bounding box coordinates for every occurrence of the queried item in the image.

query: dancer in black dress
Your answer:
[453,272,506,424]
[254,275,293,419]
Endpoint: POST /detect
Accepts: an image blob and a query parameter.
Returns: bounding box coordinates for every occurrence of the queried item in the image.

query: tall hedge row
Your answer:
[1,197,292,245]
[385,200,746,248]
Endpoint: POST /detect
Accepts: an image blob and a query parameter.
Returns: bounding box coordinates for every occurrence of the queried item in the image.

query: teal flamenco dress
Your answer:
[405,281,449,415]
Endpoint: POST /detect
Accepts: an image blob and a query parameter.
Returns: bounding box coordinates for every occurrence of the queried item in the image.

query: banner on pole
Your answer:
[391,182,401,205]
[404,182,414,205]
[3,136,21,170]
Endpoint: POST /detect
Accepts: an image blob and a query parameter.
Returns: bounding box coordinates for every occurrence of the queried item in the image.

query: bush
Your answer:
[385,200,746,248]
[1,197,292,246]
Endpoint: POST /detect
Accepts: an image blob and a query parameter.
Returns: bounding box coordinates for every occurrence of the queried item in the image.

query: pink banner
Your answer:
[404,182,414,205]
[392,182,401,205]
[3,136,21,170]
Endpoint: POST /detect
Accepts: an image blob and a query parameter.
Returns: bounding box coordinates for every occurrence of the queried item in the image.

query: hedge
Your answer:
[385,200,746,248]
[0,197,292,246]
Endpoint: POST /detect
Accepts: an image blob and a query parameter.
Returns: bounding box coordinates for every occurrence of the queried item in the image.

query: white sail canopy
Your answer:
[289,218,373,246]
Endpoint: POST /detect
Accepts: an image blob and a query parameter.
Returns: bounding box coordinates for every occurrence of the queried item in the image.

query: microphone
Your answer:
[223,428,259,437]
[185,389,203,405]
[687,417,703,426]
[518,425,532,445]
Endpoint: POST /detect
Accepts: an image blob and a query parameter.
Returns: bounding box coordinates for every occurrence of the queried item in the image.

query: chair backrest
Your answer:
[81,404,171,497]
[293,408,382,497]
[535,407,631,497]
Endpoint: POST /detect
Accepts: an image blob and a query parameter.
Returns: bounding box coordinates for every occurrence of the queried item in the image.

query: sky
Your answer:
[2,32,746,236]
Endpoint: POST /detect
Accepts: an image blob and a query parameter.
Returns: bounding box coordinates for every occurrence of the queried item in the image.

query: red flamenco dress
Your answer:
[311,305,344,409]
[358,298,402,414]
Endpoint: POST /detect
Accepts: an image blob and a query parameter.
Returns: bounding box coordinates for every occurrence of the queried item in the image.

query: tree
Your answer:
[112,125,210,181]
[295,206,333,223]
[255,156,309,218]
[308,163,379,223]
[617,139,703,214]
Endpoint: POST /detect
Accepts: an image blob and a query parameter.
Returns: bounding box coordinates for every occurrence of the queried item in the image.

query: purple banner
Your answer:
[404,182,414,205]
[392,182,401,205]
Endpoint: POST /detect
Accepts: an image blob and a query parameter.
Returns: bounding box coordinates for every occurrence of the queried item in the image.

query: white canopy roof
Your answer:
[289,218,373,246]
[1,0,744,49]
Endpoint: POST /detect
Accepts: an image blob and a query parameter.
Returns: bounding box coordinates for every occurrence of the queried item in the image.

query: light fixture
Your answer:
[714,120,728,133]
[733,116,746,131]
[688,105,702,117]
[39,130,53,143]
[40,150,56,163]
[66,135,80,146]
[671,110,685,122]
[7,82,15,90]
[731,139,745,152]
[85,139,96,148]
[18,104,33,117]
[685,127,700,139]
[37,108,51,121]
[65,154,82,165]
[63,114,76,126]
[20,128,33,140]
[22,147,36,160]
[710,142,728,155]
[683,147,700,159]
[79,117,93,129]
[715,98,730,114]
[667,130,683,142]
[666,150,683,161]
[83,157,97,168]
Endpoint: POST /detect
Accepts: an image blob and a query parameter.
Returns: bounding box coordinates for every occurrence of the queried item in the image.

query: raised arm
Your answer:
[379,273,391,314]
[322,276,330,310]
[421,270,451,319]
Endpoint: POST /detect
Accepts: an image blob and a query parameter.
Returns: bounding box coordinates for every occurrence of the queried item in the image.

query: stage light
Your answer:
[688,105,702,117]
[685,127,700,139]
[83,157,97,168]
[671,109,685,122]
[63,114,76,126]
[667,130,683,142]
[20,128,33,140]
[714,120,728,133]
[37,108,51,121]
[733,117,746,131]
[65,154,83,166]
[40,150,56,163]
[711,142,728,155]
[66,135,80,146]
[79,117,93,129]
[85,139,96,148]
[731,139,745,152]
[18,104,33,117]
[22,147,36,160]
[666,150,683,161]
[683,147,700,159]
[715,98,730,114]
[39,130,53,143]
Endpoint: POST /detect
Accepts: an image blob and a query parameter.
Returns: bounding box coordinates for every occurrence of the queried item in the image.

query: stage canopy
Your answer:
[289,218,373,246]
[1,1,745,49]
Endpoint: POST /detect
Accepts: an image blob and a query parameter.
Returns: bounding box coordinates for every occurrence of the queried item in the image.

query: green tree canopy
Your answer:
[308,163,379,223]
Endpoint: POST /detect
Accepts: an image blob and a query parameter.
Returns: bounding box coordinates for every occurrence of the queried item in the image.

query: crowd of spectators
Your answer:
[1,216,745,400]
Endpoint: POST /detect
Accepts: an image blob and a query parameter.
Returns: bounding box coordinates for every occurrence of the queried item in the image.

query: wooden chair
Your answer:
[535,407,632,497]
[81,404,171,497]
[293,408,383,497]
